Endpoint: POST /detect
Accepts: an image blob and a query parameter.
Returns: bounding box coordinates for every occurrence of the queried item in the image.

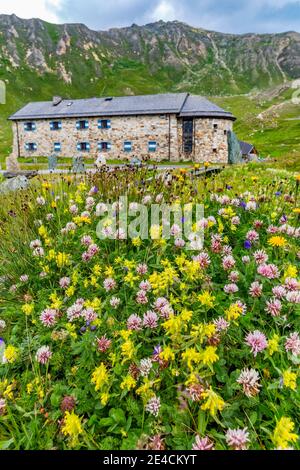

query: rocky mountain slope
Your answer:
[1,14,300,96]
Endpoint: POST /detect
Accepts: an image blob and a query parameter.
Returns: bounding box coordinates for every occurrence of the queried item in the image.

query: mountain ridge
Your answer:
[1,13,300,98]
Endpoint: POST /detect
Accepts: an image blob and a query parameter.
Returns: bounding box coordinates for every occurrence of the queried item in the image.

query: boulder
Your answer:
[0,175,29,194]
[227,131,244,164]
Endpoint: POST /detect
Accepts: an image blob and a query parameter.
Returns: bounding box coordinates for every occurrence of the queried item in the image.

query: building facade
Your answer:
[9,93,235,163]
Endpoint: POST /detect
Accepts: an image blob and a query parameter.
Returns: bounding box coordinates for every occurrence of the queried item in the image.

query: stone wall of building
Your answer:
[12,114,233,162]
[177,117,233,163]
[13,114,179,162]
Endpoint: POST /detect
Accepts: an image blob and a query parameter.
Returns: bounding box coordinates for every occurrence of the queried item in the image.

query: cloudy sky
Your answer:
[0,0,299,33]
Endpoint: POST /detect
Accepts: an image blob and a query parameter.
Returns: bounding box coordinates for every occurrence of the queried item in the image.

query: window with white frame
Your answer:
[25,143,37,151]
[124,141,132,152]
[50,121,62,130]
[24,122,36,131]
[77,142,90,151]
[98,119,111,129]
[98,141,111,151]
[148,141,157,152]
[76,120,89,130]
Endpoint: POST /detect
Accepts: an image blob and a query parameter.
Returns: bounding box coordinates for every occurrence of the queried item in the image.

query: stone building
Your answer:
[9,93,235,163]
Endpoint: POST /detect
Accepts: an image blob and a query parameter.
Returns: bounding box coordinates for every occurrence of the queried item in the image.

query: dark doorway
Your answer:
[182,118,193,154]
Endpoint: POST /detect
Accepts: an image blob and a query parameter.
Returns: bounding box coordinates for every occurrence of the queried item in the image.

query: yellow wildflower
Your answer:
[136,379,155,402]
[104,266,114,277]
[132,237,142,247]
[159,346,175,362]
[73,215,91,225]
[90,275,98,287]
[121,340,135,362]
[100,393,109,406]
[66,285,75,297]
[283,265,298,280]
[268,236,287,248]
[268,334,280,356]
[65,323,77,339]
[198,291,215,308]
[182,348,201,369]
[27,382,34,394]
[38,225,47,238]
[21,303,34,315]
[163,315,183,338]
[120,375,136,391]
[85,297,101,311]
[77,182,87,192]
[191,323,216,342]
[3,382,15,400]
[3,345,18,363]
[72,270,79,285]
[282,370,297,391]
[119,330,132,340]
[225,303,243,322]
[201,346,219,365]
[42,181,51,190]
[201,387,225,416]
[272,417,298,449]
[181,309,193,322]
[47,249,56,261]
[56,252,71,268]
[124,271,139,286]
[49,292,63,309]
[91,363,109,391]
[92,264,101,276]
[61,411,83,447]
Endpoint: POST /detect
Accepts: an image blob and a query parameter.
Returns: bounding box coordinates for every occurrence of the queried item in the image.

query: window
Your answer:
[98,141,111,151]
[224,130,227,135]
[124,141,132,152]
[98,119,111,129]
[50,121,62,130]
[77,142,90,151]
[54,142,61,152]
[213,124,218,132]
[25,143,37,151]
[182,119,193,154]
[76,120,89,130]
[24,122,36,131]
[213,148,217,153]
[148,141,157,152]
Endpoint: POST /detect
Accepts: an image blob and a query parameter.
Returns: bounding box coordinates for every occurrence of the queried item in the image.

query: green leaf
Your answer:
[110,408,126,425]
[99,417,113,427]
[197,409,207,435]
[0,439,14,450]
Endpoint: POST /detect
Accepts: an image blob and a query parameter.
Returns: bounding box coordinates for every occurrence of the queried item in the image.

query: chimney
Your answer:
[53,96,62,106]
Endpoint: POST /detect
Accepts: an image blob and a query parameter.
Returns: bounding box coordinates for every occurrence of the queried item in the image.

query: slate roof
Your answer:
[239,140,254,155]
[9,93,235,121]
[179,94,233,119]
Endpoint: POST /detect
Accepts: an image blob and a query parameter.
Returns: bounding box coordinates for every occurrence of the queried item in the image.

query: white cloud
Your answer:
[151,0,178,22]
[0,0,61,22]
[0,0,300,32]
